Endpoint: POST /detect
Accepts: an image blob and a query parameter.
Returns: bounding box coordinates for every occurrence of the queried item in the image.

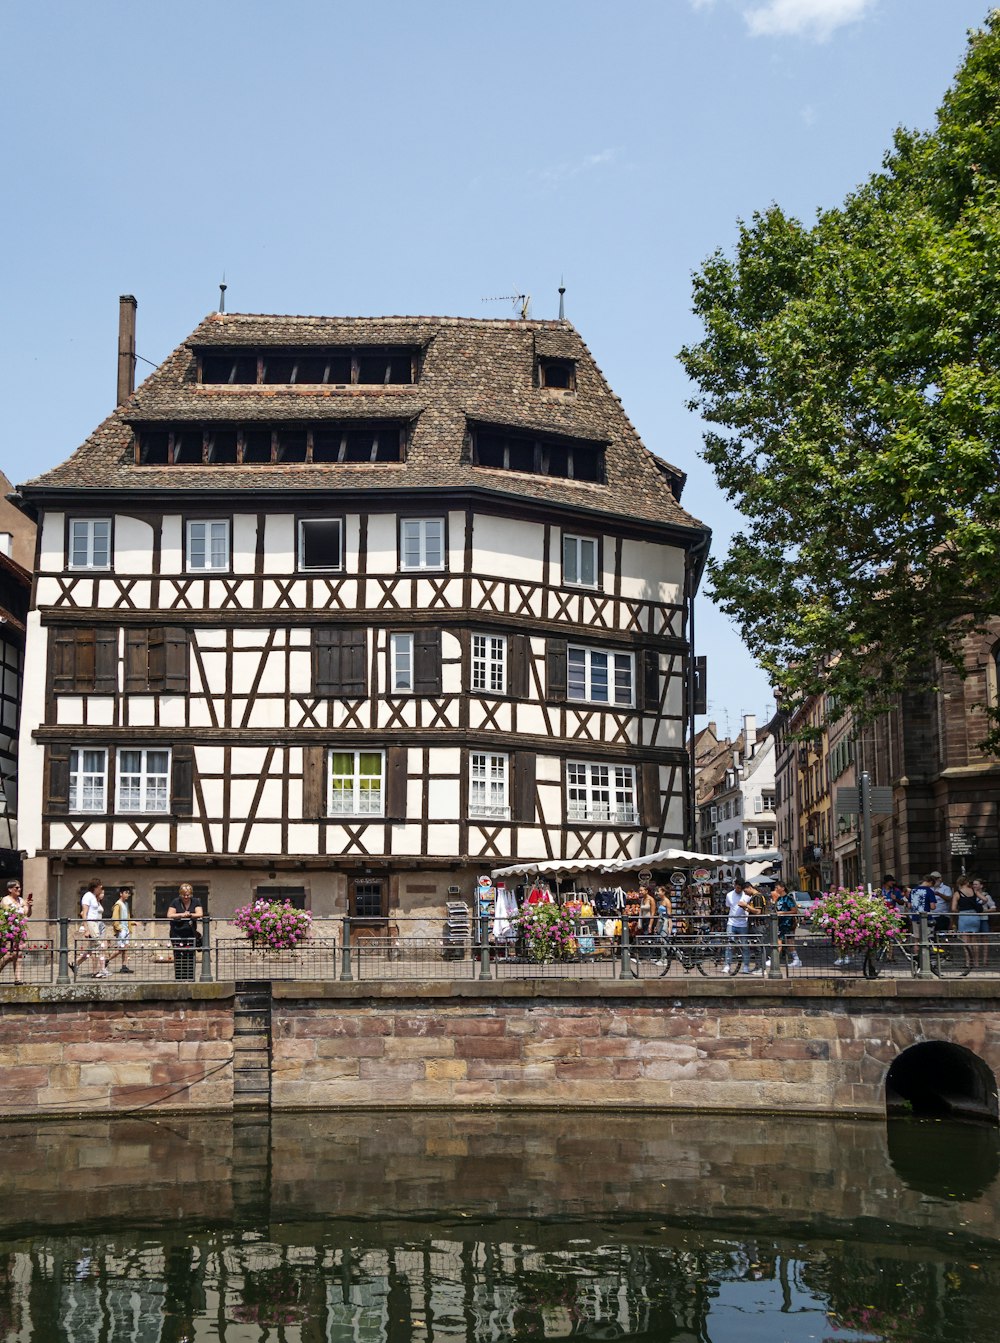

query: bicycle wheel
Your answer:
[931,939,971,978]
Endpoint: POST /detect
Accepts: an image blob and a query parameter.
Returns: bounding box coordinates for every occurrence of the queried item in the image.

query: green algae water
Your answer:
[0,1111,997,1341]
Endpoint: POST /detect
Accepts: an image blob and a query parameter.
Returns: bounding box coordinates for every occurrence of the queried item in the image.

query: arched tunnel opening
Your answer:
[886,1041,999,1123]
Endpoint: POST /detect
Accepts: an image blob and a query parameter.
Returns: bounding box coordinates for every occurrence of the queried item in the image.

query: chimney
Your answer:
[743,714,757,749]
[117,294,137,406]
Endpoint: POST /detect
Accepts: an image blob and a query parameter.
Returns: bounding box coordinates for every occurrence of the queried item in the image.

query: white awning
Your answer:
[491,848,724,881]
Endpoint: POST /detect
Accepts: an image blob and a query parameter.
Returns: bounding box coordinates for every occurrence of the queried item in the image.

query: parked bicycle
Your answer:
[864,927,971,979]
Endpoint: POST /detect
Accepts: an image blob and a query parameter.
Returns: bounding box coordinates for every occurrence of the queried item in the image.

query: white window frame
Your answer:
[567,644,634,707]
[758,825,775,847]
[753,794,763,814]
[390,632,414,694]
[400,517,445,572]
[328,749,385,817]
[711,833,720,856]
[116,747,171,814]
[69,747,108,813]
[469,751,510,819]
[298,517,344,572]
[562,533,598,588]
[186,519,230,572]
[69,518,112,571]
[566,760,638,825]
[471,634,507,695]
[761,790,776,812]
[710,805,718,823]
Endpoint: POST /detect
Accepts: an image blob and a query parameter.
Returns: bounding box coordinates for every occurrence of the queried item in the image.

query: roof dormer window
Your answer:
[538,357,576,391]
[197,347,419,386]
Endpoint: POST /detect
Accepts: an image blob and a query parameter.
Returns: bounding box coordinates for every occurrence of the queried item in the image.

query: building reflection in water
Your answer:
[0,1110,996,1341]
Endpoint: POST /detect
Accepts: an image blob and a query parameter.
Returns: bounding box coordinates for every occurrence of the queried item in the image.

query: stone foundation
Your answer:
[0,979,998,1119]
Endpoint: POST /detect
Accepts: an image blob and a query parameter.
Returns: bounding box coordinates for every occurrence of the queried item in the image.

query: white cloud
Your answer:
[536,148,618,188]
[743,0,875,40]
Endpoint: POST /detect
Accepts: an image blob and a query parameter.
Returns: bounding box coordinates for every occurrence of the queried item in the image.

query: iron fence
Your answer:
[4,912,1000,986]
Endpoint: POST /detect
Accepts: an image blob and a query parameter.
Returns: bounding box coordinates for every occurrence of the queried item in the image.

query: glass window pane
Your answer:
[562,535,578,584]
[579,539,596,586]
[590,652,609,702]
[424,521,442,568]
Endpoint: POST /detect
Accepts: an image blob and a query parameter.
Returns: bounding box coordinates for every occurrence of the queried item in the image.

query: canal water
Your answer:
[0,1110,997,1342]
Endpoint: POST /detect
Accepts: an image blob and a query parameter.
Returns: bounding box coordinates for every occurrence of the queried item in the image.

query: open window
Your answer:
[299,518,344,572]
[538,357,576,390]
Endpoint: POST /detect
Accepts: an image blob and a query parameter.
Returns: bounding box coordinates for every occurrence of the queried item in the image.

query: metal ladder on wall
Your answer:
[233,981,272,1109]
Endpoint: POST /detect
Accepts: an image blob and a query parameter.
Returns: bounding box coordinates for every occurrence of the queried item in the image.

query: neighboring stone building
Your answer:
[15,302,710,923]
[772,622,1000,892]
[696,715,776,883]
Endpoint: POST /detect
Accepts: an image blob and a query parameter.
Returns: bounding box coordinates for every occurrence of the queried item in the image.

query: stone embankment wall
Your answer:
[0,980,998,1118]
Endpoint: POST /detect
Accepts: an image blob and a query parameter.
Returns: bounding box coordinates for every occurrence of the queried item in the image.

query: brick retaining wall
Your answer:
[1,979,998,1118]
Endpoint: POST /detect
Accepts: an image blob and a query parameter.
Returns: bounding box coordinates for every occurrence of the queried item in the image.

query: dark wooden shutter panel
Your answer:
[172,745,194,816]
[642,649,660,712]
[513,751,536,823]
[163,627,189,693]
[94,629,118,694]
[302,745,325,818]
[385,745,407,820]
[641,762,661,829]
[125,630,149,692]
[51,631,78,694]
[46,746,70,813]
[313,628,336,695]
[547,638,567,701]
[342,628,367,697]
[508,633,528,698]
[413,630,442,696]
[146,628,166,689]
[75,630,96,691]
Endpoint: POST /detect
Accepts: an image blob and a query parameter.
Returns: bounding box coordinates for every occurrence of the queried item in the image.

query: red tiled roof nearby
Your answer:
[20,313,706,534]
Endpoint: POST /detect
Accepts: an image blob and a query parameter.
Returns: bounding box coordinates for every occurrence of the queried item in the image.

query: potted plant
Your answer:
[810,886,904,976]
[232,899,312,955]
[514,903,578,963]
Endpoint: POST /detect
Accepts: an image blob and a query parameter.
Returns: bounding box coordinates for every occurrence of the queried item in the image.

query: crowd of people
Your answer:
[877,871,995,969]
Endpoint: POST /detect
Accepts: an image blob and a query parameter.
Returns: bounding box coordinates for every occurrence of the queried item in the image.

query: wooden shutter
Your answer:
[313,628,336,695]
[163,627,189,693]
[508,633,528,698]
[51,631,78,694]
[46,746,70,813]
[641,649,660,712]
[385,745,407,820]
[124,629,149,692]
[413,630,442,696]
[546,638,567,701]
[75,630,96,691]
[641,762,661,829]
[314,628,366,696]
[94,629,118,694]
[171,745,194,816]
[302,745,326,818]
[513,751,537,823]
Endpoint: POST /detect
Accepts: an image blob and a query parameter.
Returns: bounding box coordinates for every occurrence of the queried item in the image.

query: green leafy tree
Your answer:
[680,13,1000,742]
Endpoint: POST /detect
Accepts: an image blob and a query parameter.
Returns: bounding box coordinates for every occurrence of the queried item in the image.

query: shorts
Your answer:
[85,920,106,941]
[116,930,130,949]
[958,913,980,935]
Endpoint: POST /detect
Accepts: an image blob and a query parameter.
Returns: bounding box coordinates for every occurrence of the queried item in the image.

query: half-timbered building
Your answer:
[16,303,710,926]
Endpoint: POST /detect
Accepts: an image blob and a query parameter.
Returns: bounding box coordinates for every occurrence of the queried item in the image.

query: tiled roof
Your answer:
[20,313,706,532]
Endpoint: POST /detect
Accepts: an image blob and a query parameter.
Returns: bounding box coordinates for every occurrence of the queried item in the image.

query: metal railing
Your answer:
[2,912,999,986]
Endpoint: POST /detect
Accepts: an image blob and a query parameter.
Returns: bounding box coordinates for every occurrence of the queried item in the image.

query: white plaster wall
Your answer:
[447,510,466,571]
[619,539,685,604]
[263,514,295,574]
[39,513,65,572]
[343,514,361,574]
[472,515,544,583]
[114,516,154,574]
[160,516,183,574]
[366,513,397,574]
[16,611,46,855]
[232,514,257,574]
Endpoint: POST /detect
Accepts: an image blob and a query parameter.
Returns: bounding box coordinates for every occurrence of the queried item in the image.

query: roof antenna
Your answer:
[482,291,530,319]
[558,278,566,321]
[218,275,227,313]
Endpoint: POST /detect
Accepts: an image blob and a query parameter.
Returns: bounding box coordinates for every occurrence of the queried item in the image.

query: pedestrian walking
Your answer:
[723,879,753,975]
[105,886,135,975]
[72,879,109,978]
[767,882,802,970]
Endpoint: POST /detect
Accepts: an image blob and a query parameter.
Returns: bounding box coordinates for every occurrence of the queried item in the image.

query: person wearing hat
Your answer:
[722,878,754,975]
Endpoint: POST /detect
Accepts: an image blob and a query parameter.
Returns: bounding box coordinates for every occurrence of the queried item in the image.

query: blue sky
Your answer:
[0,0,990,739]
